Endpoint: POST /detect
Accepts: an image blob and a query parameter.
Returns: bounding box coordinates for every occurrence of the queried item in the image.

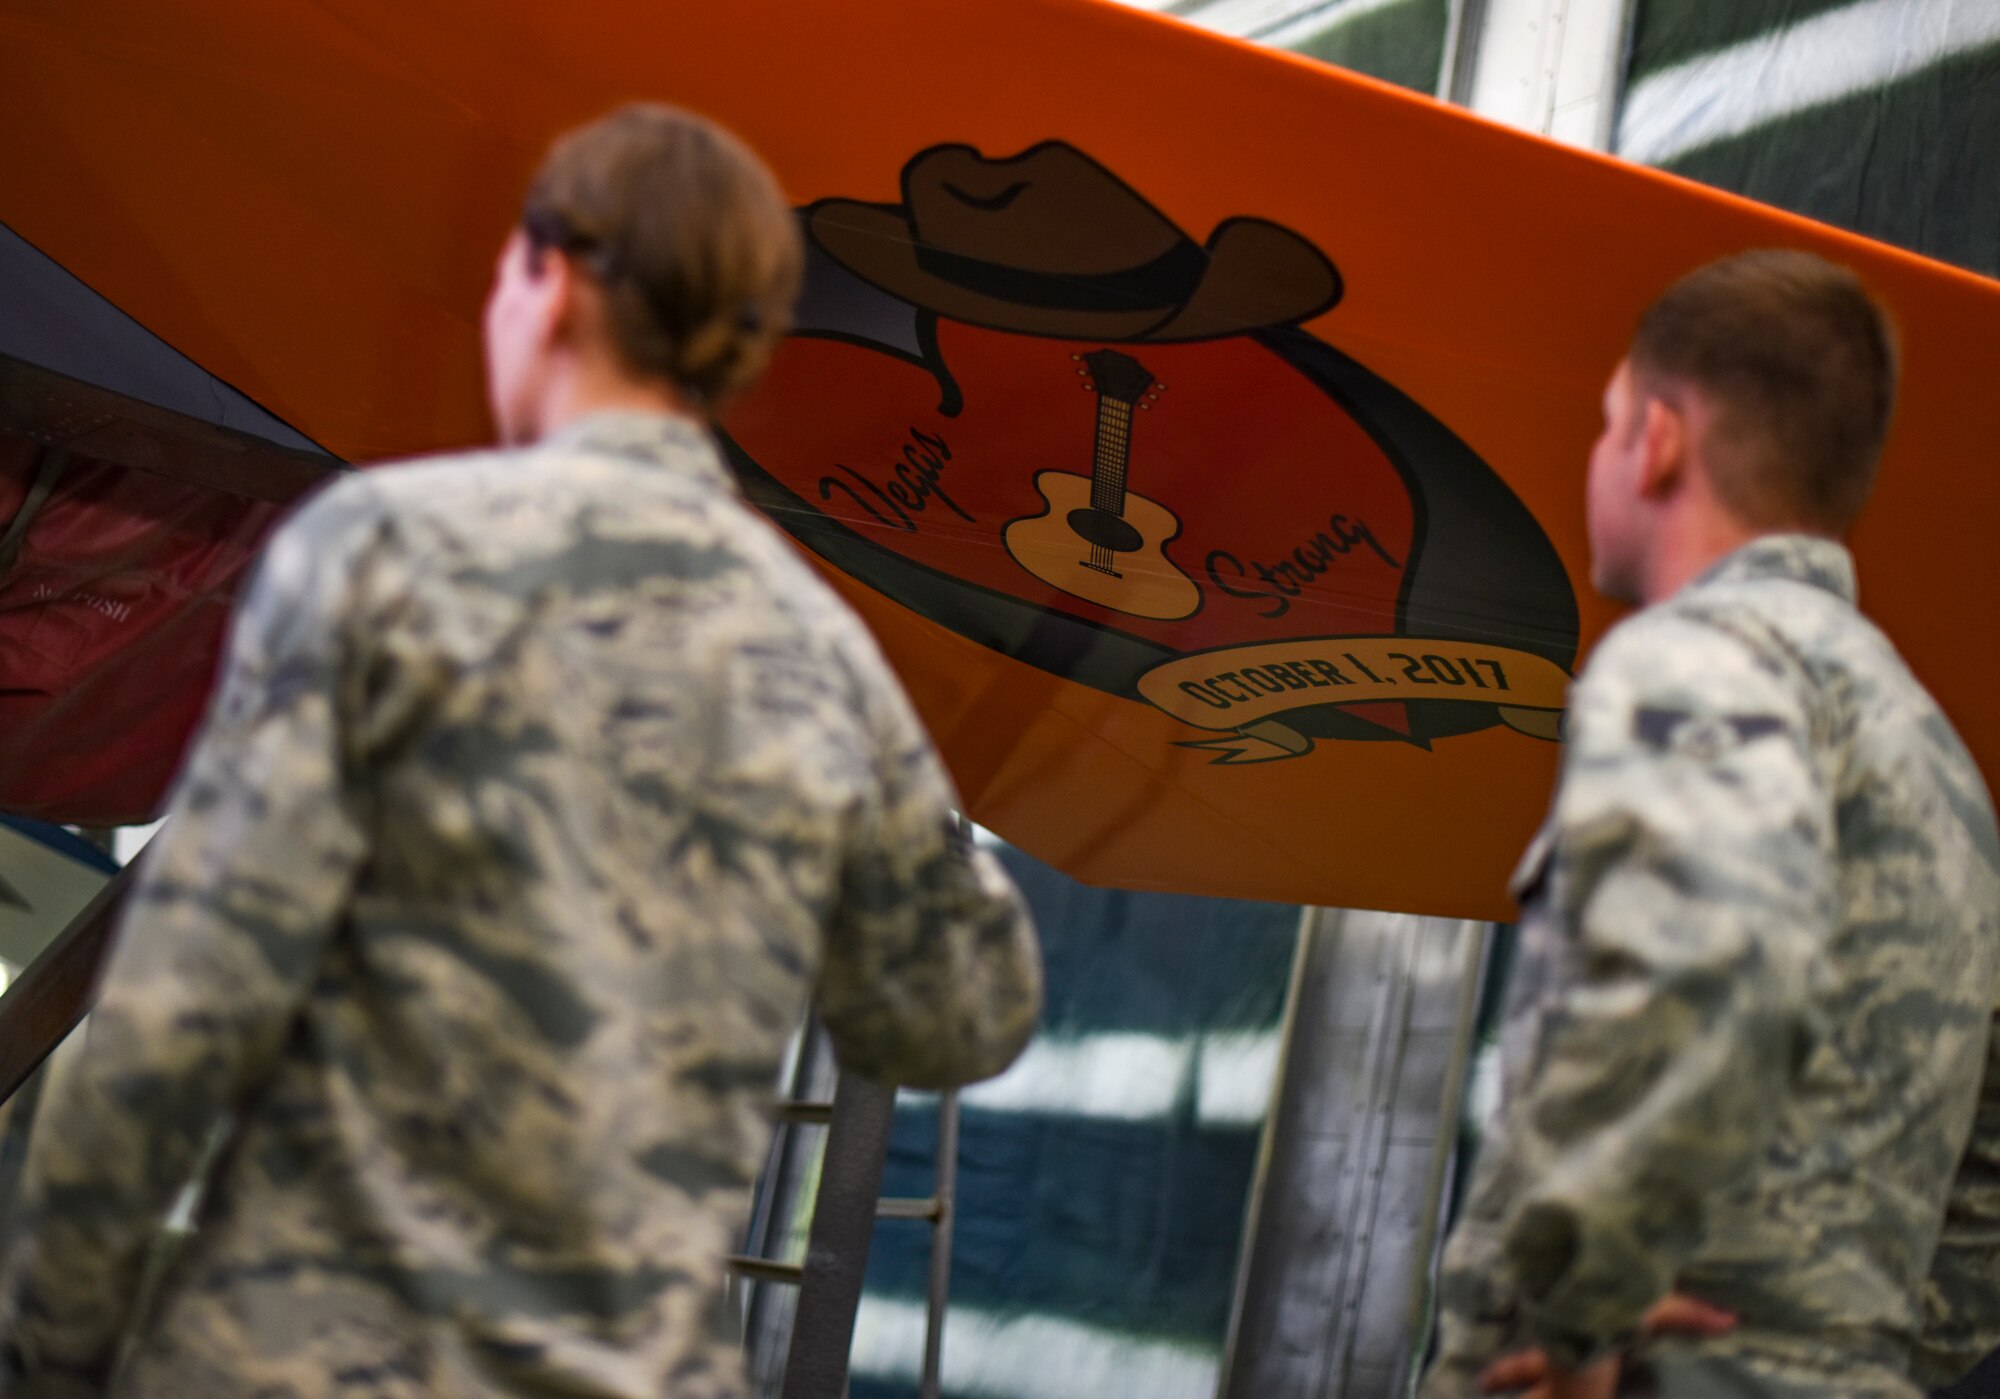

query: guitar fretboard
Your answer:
[1090,398,1133,514]
[1087,398,1134,574]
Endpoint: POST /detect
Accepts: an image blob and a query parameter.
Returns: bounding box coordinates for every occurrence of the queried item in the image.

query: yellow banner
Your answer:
[1137,636,1570,757]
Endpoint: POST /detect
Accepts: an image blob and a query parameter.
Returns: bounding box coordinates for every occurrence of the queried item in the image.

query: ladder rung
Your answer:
[772,1099,836,1124]
[875,1196,942,1222]
[723,1254,804,1285]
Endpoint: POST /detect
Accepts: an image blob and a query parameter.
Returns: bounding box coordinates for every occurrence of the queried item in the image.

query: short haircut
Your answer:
[1630,249,1898,534]
[521,104,803,410]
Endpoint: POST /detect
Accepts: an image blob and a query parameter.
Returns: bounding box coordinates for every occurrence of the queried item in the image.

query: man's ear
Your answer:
[528,245,581,350]
[1636,393,1688,501]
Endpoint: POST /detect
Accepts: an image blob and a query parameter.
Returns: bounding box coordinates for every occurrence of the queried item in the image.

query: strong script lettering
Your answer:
[1204,515,1401,619]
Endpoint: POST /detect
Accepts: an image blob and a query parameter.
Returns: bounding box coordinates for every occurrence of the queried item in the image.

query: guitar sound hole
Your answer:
[1067,507,1143,553]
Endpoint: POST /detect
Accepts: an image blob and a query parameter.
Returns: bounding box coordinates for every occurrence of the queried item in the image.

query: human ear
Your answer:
[536,250,580,346]
[1636,394,1687,500]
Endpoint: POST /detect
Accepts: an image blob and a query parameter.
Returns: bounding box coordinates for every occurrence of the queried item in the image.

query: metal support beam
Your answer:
[1218,910,1490,1399]
[1438,0,1490,104]
[917,1091,959,1399]
[780,1070,898,1399]
[0,863,130,1105]
[733,1070,961,1399]
[0,352,339,505]
[1459,0,1634,146]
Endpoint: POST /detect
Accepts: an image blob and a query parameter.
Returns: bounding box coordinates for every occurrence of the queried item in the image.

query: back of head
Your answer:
[1631,249,1898,536]
[522,103,803,412]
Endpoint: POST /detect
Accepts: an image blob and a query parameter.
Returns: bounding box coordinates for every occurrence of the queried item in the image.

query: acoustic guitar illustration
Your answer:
[1003,349,1200,620]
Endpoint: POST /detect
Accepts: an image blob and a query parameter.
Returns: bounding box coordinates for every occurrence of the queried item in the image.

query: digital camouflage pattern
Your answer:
[0,411,1042,1399]
[1421,535,2000,1399]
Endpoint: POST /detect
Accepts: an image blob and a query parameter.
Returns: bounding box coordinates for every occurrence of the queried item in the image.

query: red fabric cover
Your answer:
[0,434,281,825]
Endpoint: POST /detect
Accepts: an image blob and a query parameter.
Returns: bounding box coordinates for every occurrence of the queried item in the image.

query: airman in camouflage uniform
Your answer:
[1421,252,2000,1399]
[0,107,1042,1399]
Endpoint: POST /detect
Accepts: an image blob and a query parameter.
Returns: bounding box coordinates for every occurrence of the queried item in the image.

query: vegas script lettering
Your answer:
[819,428,971,532]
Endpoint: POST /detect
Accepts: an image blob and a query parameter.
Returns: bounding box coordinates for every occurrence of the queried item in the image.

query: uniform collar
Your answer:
[541,409,736,494]
[1687,533,1857,605]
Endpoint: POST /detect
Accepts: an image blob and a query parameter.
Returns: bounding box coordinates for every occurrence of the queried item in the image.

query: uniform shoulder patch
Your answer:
[1632,706,1787,760]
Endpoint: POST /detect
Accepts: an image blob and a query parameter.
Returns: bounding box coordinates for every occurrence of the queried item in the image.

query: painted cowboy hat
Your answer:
[807,142,1342,342]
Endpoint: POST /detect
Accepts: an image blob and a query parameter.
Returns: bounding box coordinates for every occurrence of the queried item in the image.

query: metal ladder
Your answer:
[728,1036,962,1399]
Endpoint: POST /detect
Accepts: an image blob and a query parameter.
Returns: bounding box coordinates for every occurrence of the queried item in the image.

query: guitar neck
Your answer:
[1089,397,1134,514]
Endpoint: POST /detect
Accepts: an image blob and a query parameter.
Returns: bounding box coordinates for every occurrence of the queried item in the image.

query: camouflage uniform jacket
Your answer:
[1421,535,2000,1399]
[0,411,1042,1399]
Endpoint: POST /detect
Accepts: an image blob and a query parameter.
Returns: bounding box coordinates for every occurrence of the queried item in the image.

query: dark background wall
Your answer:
[1617,0,2000,278]
[848,845,1300,1399]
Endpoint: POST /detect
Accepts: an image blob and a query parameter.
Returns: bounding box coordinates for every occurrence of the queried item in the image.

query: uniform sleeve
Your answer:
[1915,1013,2000,1389]
[0,483,387,1395]
[1497,614,1833,1368]
[817,666,1042,1091]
